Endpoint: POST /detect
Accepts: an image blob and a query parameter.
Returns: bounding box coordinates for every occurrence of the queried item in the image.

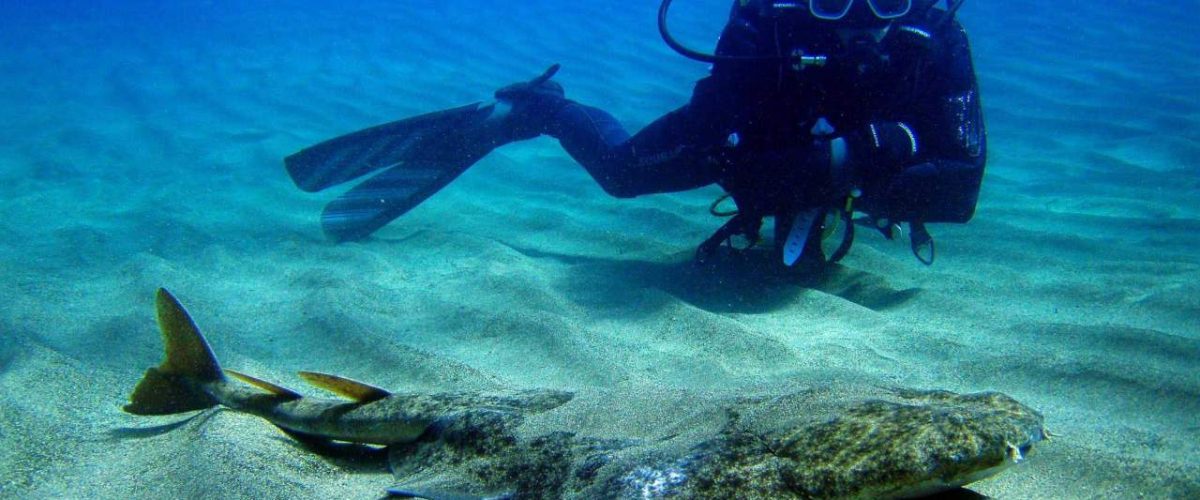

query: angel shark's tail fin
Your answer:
[124,288,224,415]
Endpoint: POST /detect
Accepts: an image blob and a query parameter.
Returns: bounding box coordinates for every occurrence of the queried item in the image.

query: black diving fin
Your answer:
[285,103,494,193]
[315,107,506,242]
[285,65,563,242]
[288,102,505,242]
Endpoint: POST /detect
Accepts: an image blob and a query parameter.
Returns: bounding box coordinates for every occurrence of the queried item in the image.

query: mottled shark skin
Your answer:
[125,289,1047,499]
[386,387,1048,499]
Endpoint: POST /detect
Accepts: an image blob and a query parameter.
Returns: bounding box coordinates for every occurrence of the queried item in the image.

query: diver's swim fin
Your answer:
[284,103,496,193]
[288,65,566,242]
[289,101,507,242]
[319,139,496,242]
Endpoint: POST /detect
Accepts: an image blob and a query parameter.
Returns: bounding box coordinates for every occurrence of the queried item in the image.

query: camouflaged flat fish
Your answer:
[125,289,1047,499]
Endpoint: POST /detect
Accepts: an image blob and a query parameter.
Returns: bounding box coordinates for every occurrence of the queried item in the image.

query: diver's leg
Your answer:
[493,66,722,198]
[546,102,722,198]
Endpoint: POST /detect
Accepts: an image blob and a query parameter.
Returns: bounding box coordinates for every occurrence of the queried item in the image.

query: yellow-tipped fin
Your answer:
[225,369,303,400]
[124,367,218,415]
[155,288,222,381]
[125,288,223,415]
[298,371,390,403]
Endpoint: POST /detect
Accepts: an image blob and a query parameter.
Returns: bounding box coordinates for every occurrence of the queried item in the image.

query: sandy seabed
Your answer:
[1,0,1197,498]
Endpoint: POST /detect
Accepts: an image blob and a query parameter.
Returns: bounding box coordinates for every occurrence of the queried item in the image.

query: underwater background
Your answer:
[1,0,1197,497]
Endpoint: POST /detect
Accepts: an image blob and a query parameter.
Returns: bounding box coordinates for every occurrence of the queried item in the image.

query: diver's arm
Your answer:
[850,20,987,223]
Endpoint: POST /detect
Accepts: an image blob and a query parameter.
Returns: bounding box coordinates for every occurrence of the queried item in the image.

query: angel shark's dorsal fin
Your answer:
[225,369,303,400]
[298,371,391,403]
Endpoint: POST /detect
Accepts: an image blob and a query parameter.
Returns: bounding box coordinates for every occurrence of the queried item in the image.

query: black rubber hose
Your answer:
[658,0,719,63]
[658,0,785,64]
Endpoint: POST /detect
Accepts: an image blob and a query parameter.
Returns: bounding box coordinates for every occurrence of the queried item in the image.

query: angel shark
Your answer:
[125,288,1048,499]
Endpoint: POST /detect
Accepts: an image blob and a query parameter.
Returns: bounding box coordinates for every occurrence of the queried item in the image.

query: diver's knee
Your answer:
[598,181,641,199]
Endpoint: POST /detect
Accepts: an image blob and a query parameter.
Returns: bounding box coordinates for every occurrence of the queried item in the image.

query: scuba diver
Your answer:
[285,0,985,268]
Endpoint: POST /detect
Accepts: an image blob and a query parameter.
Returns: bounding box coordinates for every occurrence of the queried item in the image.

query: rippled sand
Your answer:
[0,0,1196,497]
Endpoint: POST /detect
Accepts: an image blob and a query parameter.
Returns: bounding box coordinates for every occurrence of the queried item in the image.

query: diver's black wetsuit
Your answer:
[545,1,986,229]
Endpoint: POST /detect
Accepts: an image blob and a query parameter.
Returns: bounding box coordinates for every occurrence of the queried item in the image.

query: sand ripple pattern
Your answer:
[0,0,1196,497]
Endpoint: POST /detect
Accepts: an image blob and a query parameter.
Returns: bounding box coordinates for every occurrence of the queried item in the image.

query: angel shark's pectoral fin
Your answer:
[298,371,391,403]
[387,447,513,500]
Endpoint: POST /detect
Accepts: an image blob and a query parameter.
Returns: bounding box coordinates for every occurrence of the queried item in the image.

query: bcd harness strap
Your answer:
[696,212,763,264]
[853,214,937,266]
[699,191,936,266]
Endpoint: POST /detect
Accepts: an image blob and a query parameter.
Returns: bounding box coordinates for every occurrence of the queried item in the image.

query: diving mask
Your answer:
[800,0,913,21]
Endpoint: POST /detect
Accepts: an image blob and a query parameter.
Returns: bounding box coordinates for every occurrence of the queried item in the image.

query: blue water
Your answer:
[0,0,1197,497]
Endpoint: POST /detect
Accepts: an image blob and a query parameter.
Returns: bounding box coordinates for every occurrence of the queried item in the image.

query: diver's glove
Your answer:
[493,64,569,141]
[834,121,920,187]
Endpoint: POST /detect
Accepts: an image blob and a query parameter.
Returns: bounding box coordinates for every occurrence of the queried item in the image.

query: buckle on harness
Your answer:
[696,213,763,264]
[852,216,937,265]
[697,192,859,267]
[909,220,935,265]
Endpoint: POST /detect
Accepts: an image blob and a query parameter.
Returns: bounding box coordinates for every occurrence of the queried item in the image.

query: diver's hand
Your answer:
[493,64,568,140]
[832,121,920,190]
[847,121,919,174]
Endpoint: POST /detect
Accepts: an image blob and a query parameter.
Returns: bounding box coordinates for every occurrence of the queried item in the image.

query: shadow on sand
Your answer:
[501,243,921,315]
